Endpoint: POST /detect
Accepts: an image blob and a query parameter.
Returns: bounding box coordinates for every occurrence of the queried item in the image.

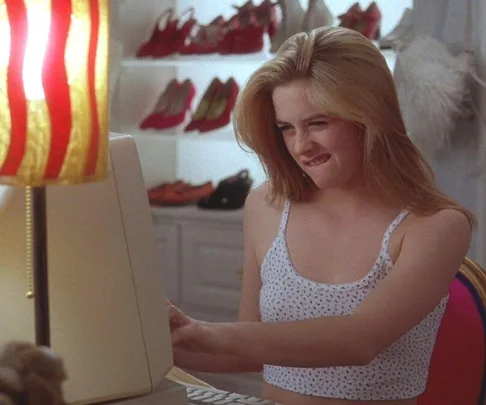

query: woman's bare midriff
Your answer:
[261,382,418,405]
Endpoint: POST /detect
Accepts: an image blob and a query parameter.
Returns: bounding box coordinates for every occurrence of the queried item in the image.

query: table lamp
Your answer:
[0,0,109,346]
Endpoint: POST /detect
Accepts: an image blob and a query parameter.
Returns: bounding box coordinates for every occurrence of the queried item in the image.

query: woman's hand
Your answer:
[167,303,199,352]
[167,301,231,355]
[167,300,191,331]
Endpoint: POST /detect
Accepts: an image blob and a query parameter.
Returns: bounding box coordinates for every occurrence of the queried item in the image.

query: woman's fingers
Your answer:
[166,305,209,353]
[171,323,200,352]
[171,325,185,346]
[168,304,191,329]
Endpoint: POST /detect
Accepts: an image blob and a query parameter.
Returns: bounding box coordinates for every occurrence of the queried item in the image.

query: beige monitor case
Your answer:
[0,134,173,404]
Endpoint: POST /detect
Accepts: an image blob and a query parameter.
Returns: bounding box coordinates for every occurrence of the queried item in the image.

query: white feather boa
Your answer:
[394,36,471,155]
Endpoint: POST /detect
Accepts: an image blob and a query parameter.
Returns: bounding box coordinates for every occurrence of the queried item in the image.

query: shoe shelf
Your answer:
[122,46,395,70]
[124,126,238,142]
[121,53,272,68]
[121,47,396,73]
[151,204,244,222]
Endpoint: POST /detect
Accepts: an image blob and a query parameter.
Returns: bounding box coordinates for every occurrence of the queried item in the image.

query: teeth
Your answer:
[307,155,330,166]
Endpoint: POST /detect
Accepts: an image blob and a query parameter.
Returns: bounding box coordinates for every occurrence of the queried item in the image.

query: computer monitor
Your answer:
[0,134,184,404]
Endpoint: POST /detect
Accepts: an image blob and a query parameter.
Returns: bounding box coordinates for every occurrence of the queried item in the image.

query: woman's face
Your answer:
[272,80,364,190]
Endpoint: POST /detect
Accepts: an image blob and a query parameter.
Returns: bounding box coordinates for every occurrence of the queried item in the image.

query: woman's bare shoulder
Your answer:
[393,208,472,264]
[406,208,471,234]
[244,182,283,218]
[244,182,285,258]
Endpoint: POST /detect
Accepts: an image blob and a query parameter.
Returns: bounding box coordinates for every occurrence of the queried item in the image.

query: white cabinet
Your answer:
[152,206,244,313]
[180,223,243,315]
[152,207,263,397]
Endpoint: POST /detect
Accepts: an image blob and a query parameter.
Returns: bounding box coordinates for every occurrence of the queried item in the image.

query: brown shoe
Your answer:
[148,181,190,201]
[151,182,214,206]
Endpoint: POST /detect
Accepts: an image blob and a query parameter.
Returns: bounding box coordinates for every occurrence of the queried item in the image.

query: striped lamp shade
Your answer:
[0,0,109,186]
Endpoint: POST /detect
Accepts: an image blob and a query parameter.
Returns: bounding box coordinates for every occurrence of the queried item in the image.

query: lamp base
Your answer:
[31,186,50,346]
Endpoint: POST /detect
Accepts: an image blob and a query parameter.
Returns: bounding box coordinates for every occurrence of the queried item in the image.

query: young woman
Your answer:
[169,26,475,405]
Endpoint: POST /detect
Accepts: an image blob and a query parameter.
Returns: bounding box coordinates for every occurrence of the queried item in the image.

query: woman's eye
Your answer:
[309,121,329,128]
[277,125,293,133]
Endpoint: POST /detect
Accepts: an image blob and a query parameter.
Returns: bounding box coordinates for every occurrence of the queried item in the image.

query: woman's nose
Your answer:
[294,129,310,154]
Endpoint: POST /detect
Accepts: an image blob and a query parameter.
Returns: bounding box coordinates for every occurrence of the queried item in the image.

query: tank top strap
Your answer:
[381,209,410,251]
[278,200,291,234]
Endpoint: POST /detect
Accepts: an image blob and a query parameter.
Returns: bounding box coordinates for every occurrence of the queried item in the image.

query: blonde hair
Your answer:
[233,26,476,227]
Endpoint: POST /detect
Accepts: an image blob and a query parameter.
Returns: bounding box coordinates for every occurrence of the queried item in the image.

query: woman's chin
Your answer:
[306,173,332,189]
[307,175,344,191]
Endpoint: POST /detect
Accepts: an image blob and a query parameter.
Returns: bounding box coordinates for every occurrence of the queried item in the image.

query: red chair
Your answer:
[419,257,486,405]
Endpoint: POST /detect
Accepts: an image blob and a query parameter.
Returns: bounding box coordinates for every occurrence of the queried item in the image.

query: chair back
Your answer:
[419,258,486,405]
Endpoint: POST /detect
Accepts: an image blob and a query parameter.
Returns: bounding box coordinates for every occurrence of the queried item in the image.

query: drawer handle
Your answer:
[236,267,243,280]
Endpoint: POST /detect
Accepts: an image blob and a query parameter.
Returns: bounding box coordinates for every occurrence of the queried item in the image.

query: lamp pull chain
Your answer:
[25,186,34,299]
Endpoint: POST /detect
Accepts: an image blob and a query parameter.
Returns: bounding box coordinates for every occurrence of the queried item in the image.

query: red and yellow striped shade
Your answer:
[0,0,109,186]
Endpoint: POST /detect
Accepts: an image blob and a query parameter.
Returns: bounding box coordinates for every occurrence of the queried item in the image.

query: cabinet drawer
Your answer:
[180,223,243,312]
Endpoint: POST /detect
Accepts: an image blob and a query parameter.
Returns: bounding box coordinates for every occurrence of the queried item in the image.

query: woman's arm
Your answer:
[172,209,472,368]
[172,348,261,373]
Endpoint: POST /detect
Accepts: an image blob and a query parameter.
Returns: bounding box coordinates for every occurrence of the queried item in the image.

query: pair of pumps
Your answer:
[270,0,334,53]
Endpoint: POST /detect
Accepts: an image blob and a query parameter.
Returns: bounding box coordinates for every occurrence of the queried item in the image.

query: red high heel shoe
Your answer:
[362,2,382,39]
[264,0,279,38]
[218,4,254,55]
[137,8,197,58]
[140,79,179,130]
[184,78,223,132]
[155,7,197,57]
[245,0,278,38]
[180,15,226,55]
[199,78,239,133]
[136,9,178,58]
[143,79,196,131]
[218,7,265,55]
[338,2,362,29]
[231,24,265,54]
[233,0,255,14]
[343,2,381,40]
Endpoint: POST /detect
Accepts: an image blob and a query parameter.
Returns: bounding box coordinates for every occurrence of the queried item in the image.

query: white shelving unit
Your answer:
[110,0,409,190]
[121,54,274,67]
[110,0,270,189]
